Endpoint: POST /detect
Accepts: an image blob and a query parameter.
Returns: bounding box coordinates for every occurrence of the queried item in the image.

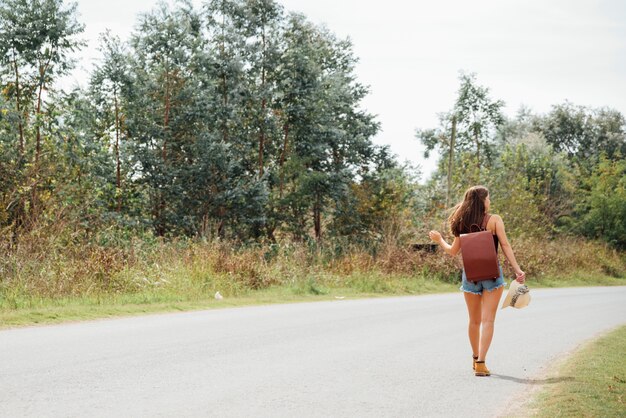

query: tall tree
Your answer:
[416,112,456,207]
[90,32,133,212]
[454,72,504,175]
[240,0,283,179]
[204,0,246,145]
[275,14,379,241]
[575,155,626,249]
[0,0,83,237]
[417,72,504,201]
[127,1,205,235]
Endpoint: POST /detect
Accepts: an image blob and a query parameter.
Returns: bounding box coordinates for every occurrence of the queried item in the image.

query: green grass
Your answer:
[0,274,460,329]
[527,272,626,288]
[526,325,626,417]
[1,272,623,329]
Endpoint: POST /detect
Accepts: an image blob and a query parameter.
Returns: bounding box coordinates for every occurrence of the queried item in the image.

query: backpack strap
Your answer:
[481,214,491,231]
[467,214,492,233]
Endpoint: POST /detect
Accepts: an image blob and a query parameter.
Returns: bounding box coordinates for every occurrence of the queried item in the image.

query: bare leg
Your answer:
[464,292,482,357]
[478,286,504,361]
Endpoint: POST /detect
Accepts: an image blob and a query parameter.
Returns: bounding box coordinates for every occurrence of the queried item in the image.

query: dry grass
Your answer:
[506,236,625,280]
[0,228,624,312]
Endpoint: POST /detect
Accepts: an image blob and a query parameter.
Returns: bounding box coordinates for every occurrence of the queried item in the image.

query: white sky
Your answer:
[67,0,626,179]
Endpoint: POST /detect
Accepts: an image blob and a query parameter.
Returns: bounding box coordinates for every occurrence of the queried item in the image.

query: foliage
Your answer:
[331,155,421,244]
[417,72,505,166]
[0,0,84,241]
[531,102,626,167]
[574,155,626,249]
[454,72,505,169]
[418,80,625,251]
[2,223,622,306]
[0,0,387,243]
[0,0,624,314]
[416,72,505,206]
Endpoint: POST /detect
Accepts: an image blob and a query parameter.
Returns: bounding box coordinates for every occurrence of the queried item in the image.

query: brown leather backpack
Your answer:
[459,214,499,282]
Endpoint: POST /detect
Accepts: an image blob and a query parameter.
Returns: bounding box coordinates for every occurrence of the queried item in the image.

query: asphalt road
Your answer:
[1,286,625,417]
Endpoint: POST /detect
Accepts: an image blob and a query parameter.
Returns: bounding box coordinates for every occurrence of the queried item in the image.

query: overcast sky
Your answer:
[68,0,626,179]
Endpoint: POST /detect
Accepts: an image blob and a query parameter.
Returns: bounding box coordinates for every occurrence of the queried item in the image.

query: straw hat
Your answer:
[501,280,531,309]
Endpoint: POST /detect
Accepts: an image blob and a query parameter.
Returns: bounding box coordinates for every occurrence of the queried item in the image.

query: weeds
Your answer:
[0,228,624,312]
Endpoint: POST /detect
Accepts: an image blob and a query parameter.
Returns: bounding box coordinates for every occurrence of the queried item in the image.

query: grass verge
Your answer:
[528,273,626,288]
[1,273,623,329]
[525,325,626,417]
[0,274,459,329]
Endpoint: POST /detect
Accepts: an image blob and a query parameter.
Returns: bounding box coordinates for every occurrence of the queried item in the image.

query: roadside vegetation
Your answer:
[1,231,623,327]
[527,325,626,417]
[0,0,624,328]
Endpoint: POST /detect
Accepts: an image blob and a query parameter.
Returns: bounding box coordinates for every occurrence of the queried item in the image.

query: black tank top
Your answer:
[485,214,499,254]
[492,232,499,254]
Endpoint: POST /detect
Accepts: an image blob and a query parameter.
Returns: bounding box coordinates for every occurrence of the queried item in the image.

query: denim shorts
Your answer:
[460,265,506,295]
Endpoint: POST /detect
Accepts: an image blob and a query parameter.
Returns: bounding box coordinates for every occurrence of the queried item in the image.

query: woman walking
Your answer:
[428,185,525,376]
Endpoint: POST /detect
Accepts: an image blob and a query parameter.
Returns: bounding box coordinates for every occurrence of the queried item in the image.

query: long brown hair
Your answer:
[448,185,490,236]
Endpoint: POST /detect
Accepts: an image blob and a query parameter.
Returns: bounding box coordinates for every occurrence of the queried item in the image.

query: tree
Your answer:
[239,0,284,179]
[0,0,83,239]
[204,0,246,145]
[454,72,504,175]
[0,0,83,165]
[90,32,133,212]
[417,72,504,205]
[0,92,18,232]
[126,1,205,235]
[532,102,626,167]
[331,152,420,245]
[0,0,388,244]
[575,155,626,249]
[273,14,379,241]
[416,112,456,207]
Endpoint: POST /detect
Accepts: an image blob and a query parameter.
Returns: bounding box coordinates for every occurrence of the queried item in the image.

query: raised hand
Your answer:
[428,230,442,244]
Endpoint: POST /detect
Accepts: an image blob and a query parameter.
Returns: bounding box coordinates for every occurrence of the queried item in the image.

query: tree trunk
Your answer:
[35,85,43,165]
[114,87,122,212]
[35,56,52,165]
[279,123,289,198]
[217,206,226,238]
[313,195,322,241]
[162,70,170,161]
[258,27,267,178]
[155,69,171,236]
[11,53,25,245]
[32,67,47,219]
[31,55,53,220]
[446,115,457,208]
[11,53,24,158]
[474,125,480,176]
[220,13,228,143]
[222,73,228,142]
[258,97,265,178]
[202,213,208,238]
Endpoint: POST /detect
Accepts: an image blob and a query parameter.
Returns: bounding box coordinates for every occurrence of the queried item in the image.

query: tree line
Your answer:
[417,73,626,249]
[0,0,398,244]
[0,0,624,250]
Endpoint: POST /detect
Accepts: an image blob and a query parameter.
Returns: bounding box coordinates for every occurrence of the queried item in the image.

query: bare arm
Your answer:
[428,230,461,257]
[492,215,526,283]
